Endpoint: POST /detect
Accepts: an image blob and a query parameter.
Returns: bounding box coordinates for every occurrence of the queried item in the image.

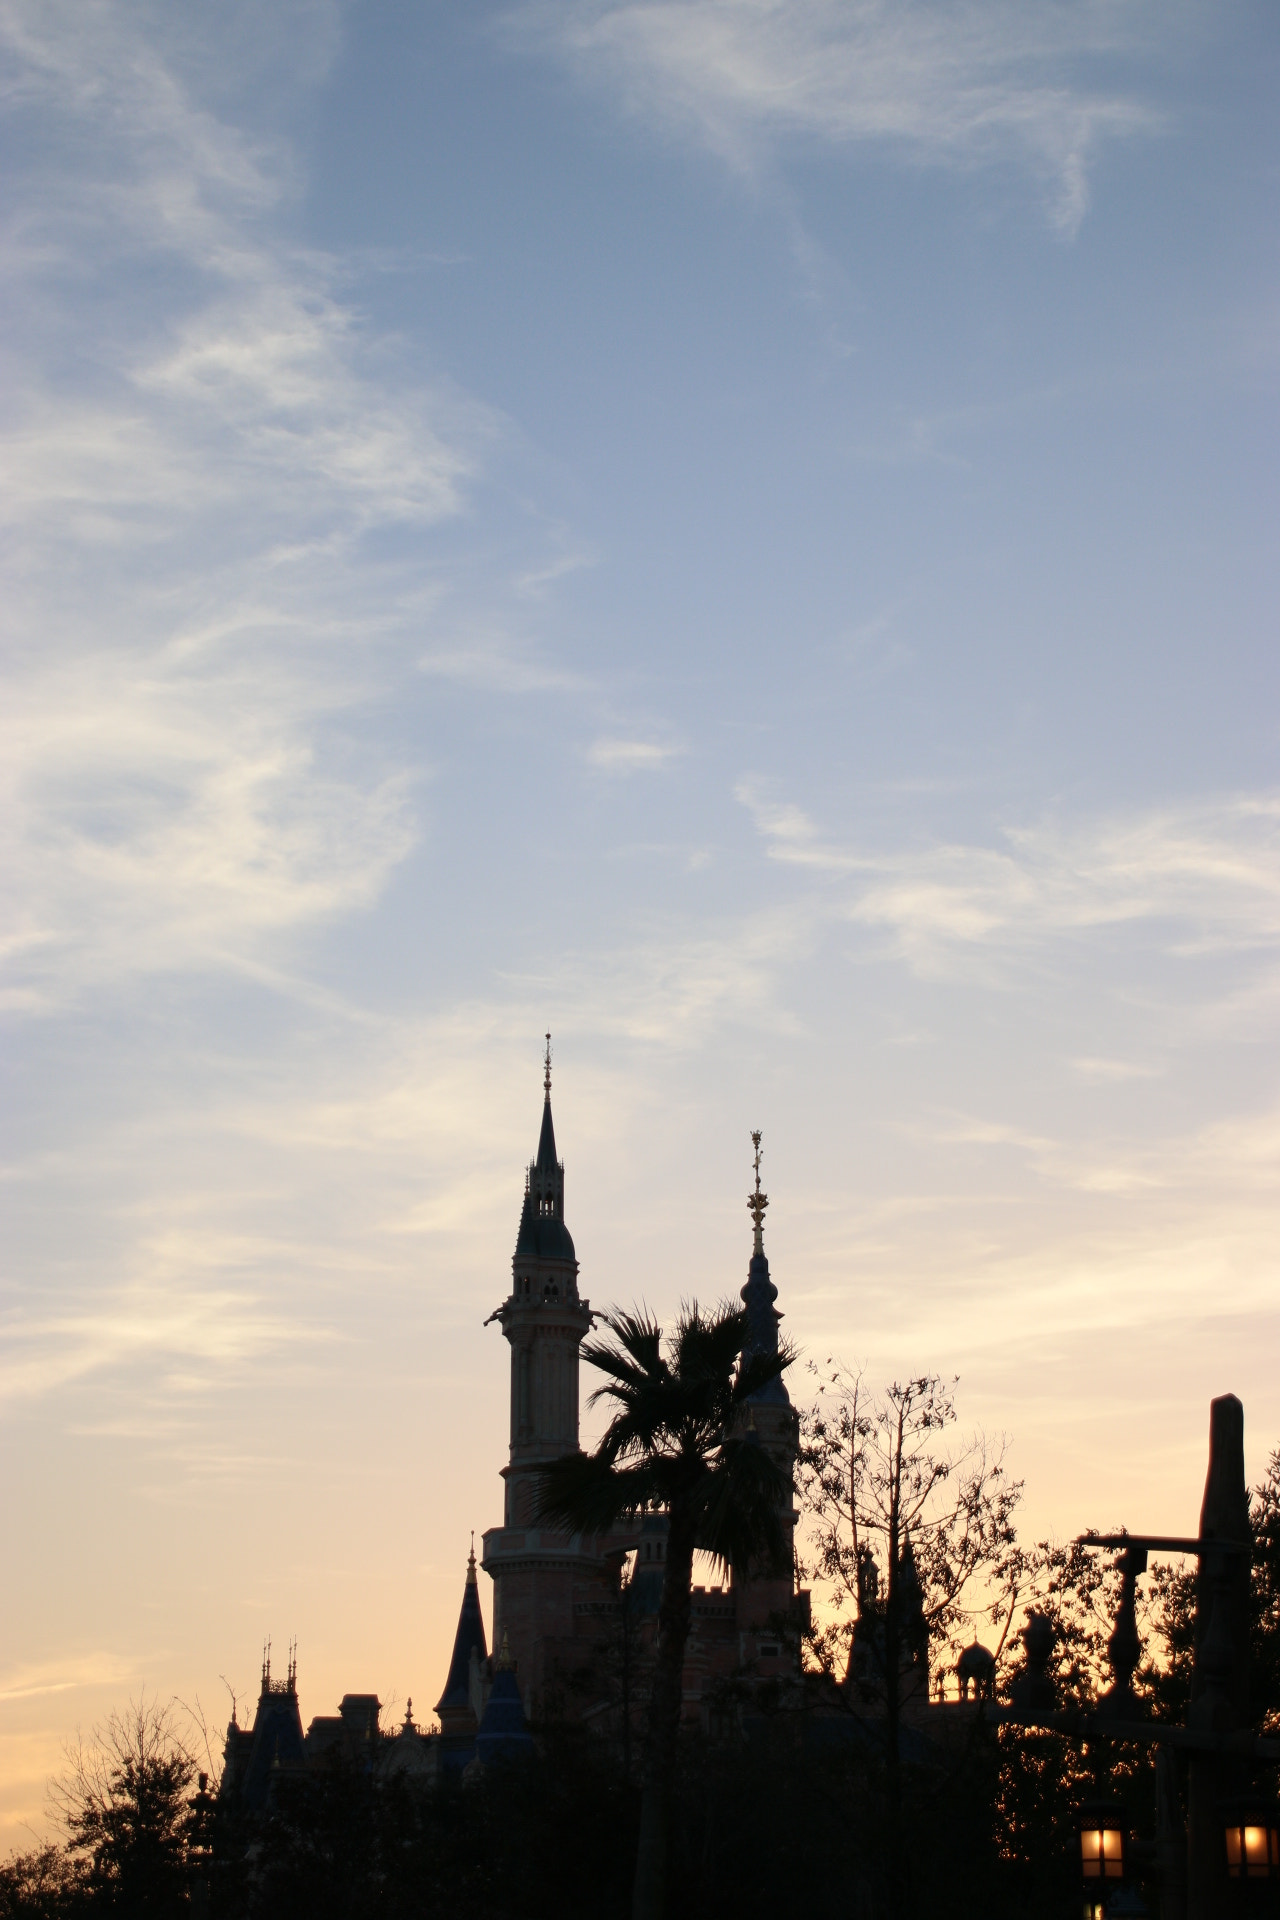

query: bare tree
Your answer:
[798,1365,1023,1911]
[800,1366,1023,1693]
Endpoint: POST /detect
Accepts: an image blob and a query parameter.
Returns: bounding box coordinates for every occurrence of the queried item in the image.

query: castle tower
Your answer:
[734,1132,800,1644]
[480,1040,601,1718]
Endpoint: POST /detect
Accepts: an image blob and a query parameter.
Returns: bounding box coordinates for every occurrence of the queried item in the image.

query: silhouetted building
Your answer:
[480,1051,803,1732]
[220,1049,805,1797]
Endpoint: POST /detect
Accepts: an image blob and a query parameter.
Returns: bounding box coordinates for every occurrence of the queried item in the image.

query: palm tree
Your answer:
[536,1300,794,1920]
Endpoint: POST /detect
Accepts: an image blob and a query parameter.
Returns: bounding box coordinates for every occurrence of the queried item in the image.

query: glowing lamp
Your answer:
[1223,1805,1280,1881]
[1080,1804,1127,1884]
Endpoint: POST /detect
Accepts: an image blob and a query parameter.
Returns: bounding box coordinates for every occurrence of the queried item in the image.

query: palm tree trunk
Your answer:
[631,1513,696,1920]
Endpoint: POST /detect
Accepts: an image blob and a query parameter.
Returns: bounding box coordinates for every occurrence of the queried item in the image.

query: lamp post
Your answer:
[991,1396,1274,1920]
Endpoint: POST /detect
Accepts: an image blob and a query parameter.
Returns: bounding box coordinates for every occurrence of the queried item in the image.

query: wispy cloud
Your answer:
[737,783,1280,978]
[0,1,505,1008]
[586,736,681,772]
[0,1653,137,1706]
[509,0,1176,232]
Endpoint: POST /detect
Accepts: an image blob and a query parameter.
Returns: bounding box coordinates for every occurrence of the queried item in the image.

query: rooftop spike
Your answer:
[544,1032,552,1098]
[748,1129,769,1255]
[741,1129,789,1407]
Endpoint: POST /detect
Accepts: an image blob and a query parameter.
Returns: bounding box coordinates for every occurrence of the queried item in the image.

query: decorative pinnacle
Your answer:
[496,1629,514,1673]
[748,1129,768,1254]
[544,1033,552,1097]
[467,1532,477,1580]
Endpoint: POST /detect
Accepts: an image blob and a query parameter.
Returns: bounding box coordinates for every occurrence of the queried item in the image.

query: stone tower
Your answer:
[480,1041,602,1717]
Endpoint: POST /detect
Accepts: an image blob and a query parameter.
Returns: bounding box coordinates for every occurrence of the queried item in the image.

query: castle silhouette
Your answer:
[220,1051,805,1798]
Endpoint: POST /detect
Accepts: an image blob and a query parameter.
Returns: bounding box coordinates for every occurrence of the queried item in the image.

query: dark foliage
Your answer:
[215,1720,1027,1920]
[210,1735,634,1920]
[11,1457,1280,1920]
[0,1849,87,1920]
[535,1300,793,1920]
[535,1304,793,1572]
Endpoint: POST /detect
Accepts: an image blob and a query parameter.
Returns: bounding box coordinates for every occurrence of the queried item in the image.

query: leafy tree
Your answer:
[51,1698,196,1917]
[1249,1448,1280,1732]
[991,1453,1280,1914]
[0,1846,87,1919]
[536,1301,792,1920]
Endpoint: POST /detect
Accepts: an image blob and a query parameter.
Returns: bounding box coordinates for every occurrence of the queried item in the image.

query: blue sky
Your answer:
[2,0,1278,1844]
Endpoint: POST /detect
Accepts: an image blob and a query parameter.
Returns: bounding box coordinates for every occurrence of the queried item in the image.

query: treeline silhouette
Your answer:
[5,1428,1279,1920]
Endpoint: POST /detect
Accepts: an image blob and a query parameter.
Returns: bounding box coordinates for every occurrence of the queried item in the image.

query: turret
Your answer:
[480,1041,601,1720]
[486,1038,592,1529]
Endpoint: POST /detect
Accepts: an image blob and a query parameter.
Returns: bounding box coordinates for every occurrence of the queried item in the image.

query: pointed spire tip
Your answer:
[747,1129,768,1253]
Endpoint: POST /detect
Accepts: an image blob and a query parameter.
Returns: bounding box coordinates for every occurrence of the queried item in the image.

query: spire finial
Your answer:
[497,1630,514,1672]
[544,1033,552,1098]
[467,1532,477,1581]
[747,1130,768,1254]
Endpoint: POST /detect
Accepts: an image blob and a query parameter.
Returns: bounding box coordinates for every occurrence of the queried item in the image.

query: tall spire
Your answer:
[740,1129,788,1406]
[535,1033,558,1175]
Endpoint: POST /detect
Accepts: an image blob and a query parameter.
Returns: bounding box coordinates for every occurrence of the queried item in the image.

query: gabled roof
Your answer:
[435,1551,488,1714]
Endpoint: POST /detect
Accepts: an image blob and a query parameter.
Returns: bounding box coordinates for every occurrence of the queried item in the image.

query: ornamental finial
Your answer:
[748,1129,768,1254]
[544,1033,552,1097]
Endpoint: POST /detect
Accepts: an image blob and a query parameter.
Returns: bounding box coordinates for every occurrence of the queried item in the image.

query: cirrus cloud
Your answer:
[508,0,1177,232]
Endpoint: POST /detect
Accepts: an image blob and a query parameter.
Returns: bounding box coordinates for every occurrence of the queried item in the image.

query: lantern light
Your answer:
[1222,1804,1280,1881]
[1080,1803,1128,1884]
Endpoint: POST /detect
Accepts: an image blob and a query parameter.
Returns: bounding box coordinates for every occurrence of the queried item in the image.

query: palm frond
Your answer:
[698,1436,792,1576]
[534,1450,664,1533]
[672,1302,749,1386]
[733,1345,795,1405]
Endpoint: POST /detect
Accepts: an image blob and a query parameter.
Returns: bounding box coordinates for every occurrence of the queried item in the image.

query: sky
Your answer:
[2,0,1278,1850]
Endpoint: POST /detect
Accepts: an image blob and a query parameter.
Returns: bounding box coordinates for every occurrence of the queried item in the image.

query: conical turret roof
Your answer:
[435,1547,488,1714]
[513,1046,576,1265]
[536,1094,557,1173]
